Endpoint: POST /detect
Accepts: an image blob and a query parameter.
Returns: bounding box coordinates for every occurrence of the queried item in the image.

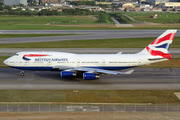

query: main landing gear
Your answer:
[20,71,24,76]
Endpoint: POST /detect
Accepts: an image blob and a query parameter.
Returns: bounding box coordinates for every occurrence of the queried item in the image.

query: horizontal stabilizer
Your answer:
[123,69,134,74]
[148,57,171,61]
[116,52,122,54]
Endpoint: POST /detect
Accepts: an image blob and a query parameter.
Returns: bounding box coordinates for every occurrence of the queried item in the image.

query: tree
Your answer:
[32,0,37,6]
[0,6,3,11]
[51,10,58,15]
[19,3,24,7]
[70,1,96,6]
[24,11,33,16]
[4,5,11,11]
[0,2,4,6]
[37,9,52,16]
[28,0,33,3]
[35,8,39,11]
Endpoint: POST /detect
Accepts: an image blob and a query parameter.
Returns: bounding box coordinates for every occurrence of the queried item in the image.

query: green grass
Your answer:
[0,15,94,25]
[1,23,180,30]
[0,15,103,30]
[0,37,180,48]
[0,90,179,103]
[0,34,79,38]
[1,24,180,30]
[0,15,180,30]
[124,12,180,23]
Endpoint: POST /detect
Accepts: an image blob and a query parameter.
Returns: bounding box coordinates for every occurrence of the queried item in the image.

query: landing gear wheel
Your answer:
[20,71,24,76]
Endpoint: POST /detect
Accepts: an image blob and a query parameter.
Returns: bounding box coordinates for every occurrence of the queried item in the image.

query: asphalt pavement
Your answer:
[0,68,180,90]
[0,30,180,44]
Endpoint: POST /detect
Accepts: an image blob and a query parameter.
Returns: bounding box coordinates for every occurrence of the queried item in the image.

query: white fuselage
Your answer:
[3,51,167,71]
[3,30,176,80]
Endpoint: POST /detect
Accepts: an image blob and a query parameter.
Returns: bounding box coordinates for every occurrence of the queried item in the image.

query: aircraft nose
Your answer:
[3,58,9,66]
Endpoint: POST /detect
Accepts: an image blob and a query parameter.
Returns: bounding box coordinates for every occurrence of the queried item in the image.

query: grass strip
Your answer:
[0,90,179,103]
[125,12,180,23]
[0,34,79,38]
[0,23,180,30]
[139,58,180,68]
[0,56,9,68]
[0,14,180,30]
[0,37,180,48]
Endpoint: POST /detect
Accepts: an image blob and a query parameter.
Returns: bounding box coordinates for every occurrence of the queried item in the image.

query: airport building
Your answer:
[41,0,61,3]
[4,0,27,6]
[158,2,180,7]
[112,0,138,4]
[146,0,178,5]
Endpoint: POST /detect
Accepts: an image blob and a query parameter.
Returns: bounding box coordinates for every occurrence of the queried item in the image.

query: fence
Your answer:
[0,103,180,113]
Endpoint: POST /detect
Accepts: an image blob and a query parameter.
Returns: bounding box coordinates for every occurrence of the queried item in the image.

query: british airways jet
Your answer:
[3,29,177,80]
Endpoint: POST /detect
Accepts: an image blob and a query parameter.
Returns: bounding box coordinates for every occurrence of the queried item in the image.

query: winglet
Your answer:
[123,69,134,74]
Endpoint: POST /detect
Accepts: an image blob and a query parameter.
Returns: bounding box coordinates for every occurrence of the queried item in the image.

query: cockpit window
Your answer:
[14,54,19,56]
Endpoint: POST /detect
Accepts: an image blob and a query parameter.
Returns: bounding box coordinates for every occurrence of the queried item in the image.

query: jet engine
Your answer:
[83,73,99,80]
[60,71,76,78]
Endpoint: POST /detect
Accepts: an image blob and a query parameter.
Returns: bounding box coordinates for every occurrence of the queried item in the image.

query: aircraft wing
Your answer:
[54,66,134,75]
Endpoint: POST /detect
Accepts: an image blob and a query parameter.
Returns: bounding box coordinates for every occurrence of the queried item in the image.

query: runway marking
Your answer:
[66,109,75,111]
[67,106,83,109]
[91,106,99,109]
[83,109,100,112]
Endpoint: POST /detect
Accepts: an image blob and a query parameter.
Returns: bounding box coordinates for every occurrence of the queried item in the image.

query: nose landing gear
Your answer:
[20,71,24,76]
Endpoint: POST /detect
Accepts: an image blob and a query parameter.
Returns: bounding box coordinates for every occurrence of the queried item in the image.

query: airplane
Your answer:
[3,29,177,80]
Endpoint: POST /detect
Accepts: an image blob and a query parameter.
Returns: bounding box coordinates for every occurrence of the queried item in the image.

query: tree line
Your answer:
[37,8,91,16]
[0,2,113,23]
[69,1,96,6]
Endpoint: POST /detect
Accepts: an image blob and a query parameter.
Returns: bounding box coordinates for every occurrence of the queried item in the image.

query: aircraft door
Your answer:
[102,59,105,65]
[46,53,52,70]
[24,61,28,66]
[47,61,52,66]
[137,59,141,65]
[77,59,80,66]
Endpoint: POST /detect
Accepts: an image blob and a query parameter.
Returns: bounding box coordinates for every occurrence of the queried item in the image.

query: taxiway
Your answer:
[0,30,180,44]
[0,68,180,90]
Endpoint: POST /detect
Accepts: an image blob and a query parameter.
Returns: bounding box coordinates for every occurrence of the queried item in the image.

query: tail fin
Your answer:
[138,29,177,59]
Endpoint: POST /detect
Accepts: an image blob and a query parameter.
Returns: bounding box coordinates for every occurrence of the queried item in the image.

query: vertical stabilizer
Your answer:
[138,29,177,59]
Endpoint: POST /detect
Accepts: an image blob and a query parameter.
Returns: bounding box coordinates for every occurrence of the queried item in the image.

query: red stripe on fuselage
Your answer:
[23,54,49,58]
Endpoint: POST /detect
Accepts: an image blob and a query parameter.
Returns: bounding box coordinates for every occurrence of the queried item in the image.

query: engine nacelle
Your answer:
[83,73,99,80]
[60,71,76,78]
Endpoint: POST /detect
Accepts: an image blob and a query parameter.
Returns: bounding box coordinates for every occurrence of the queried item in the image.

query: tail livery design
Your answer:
[139,29,177,59]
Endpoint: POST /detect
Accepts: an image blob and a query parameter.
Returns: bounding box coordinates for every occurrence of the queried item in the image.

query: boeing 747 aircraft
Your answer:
[3,29,177,80]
